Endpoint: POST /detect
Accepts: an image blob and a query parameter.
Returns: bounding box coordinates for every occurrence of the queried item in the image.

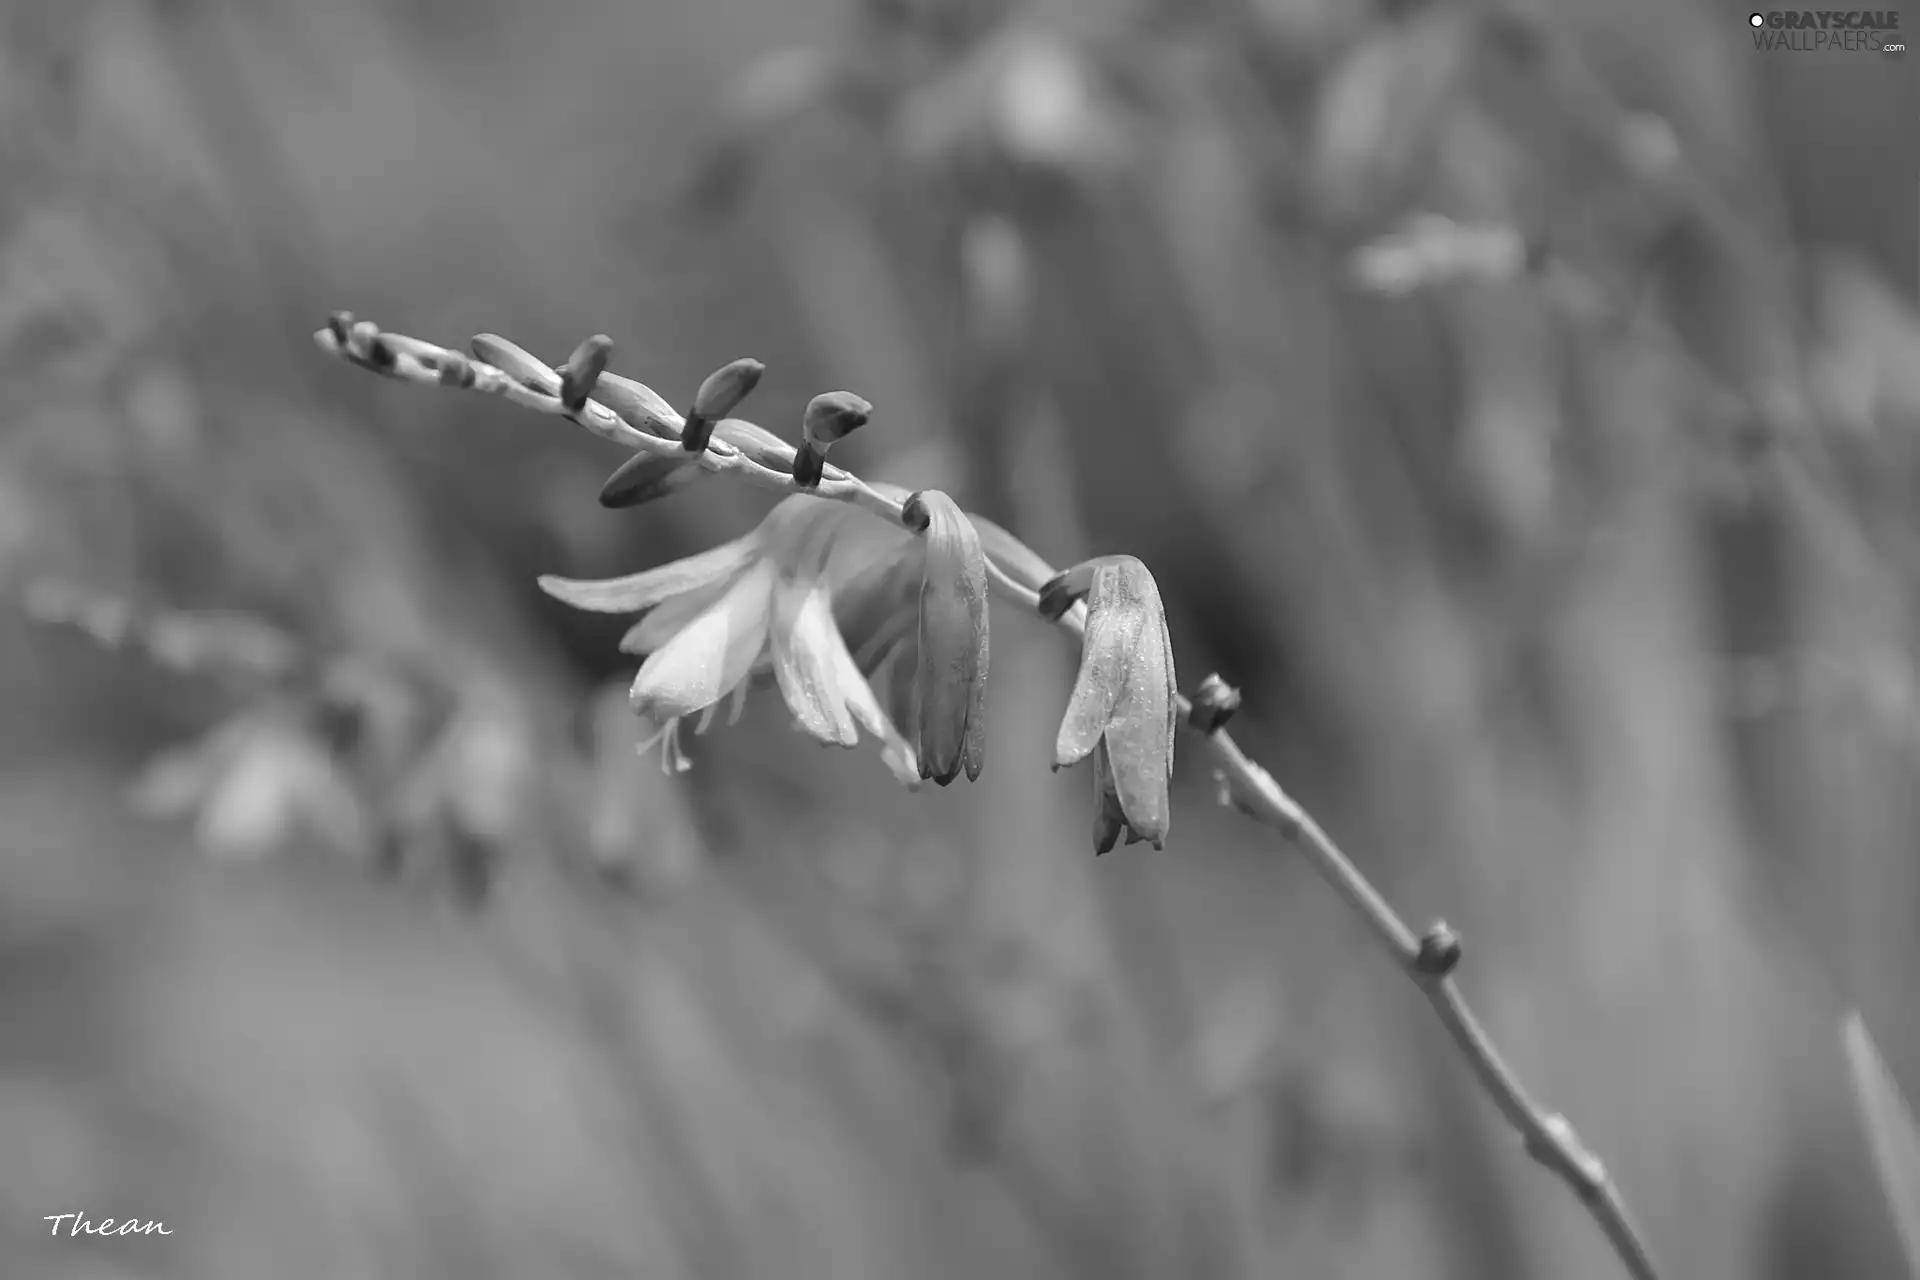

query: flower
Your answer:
[902,489,989,785]
[1041,555,1177,852]
[537,494,922,783]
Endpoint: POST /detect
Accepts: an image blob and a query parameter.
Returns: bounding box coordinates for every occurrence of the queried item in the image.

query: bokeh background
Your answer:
[1,0,1917,1276]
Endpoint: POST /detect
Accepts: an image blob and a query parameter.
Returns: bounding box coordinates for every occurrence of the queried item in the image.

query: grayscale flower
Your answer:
[1043,555,1177,852]
[538,495,920,784]
[902,490,989,785]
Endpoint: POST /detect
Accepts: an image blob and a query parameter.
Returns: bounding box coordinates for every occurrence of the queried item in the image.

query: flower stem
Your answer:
[317,318,1663,1280]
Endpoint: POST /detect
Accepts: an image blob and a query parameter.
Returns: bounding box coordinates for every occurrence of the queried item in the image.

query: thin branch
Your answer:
[314,316,1663,1280]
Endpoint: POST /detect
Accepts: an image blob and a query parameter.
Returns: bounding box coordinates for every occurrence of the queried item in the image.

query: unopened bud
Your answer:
[347,320,382,365]
[595,372,681,439]
[683,357,765,452]
[327,311,354,349]
[794,390,870,487]
[471,334,560,394]
[598,453,705,509]
[1414,921,1462,977]
[435,351,476,388]
[1187,674,1241,733]
[558,334,613,413]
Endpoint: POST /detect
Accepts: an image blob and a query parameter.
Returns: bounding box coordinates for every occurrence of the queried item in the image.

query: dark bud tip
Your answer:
[436,352,477,388]
[802,391,871,447]
[1413,921,1463,977]
[327,311,354,347]
[681,414,716,453]
[1036,574,1076,621]
[347,319,382,363]
[558,334,613,413]
[1188,674,1242,734]
[791,442,827,488]
[901,491,931,533]
[691,357,765,422]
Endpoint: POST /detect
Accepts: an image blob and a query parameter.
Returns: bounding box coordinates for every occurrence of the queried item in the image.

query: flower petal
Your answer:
[1103,684,1171,849]
[1090,738,1126,855]
[832,627,921,788]
[629,560,775,720]
[539,537,755,614]
[617,580,737,655]
[1053,563,1148,768]
[770,573,860,747]
[907,491,989,785]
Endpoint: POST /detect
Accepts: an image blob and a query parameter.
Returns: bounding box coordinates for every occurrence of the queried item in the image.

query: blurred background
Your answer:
[0,0,1916,1276]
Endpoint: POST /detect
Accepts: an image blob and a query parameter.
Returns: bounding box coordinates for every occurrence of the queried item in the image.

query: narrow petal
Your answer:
[619,580,736,655]
[906,491,990,785]
[629,561,774,720]
[539,537,755,614]
[770,575,859,747]
[831,626,921,788]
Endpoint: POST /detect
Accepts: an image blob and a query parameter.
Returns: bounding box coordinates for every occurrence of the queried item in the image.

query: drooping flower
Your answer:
[902,489,989,785]
[537,495,922,784]
[1041,555,1177,852]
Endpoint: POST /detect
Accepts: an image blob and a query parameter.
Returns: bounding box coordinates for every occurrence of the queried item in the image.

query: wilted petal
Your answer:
[629,560,775,720]
[1053,555,1175,848]
[1052,560,1150,768]
[1102,682,1171,849]
[905,490,989,785]
[539,537,755,614]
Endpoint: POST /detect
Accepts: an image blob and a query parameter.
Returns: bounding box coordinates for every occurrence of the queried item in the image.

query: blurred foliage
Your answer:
[2,0,1920,1277]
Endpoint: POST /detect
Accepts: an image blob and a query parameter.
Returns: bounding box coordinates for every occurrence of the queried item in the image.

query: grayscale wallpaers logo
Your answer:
[1749,10,1905,52]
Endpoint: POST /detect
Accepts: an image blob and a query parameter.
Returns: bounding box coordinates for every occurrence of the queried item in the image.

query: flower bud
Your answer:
[793,391,870,488]
[594,372,681,439]
[558,334,613,413]
[1051,556,1177,851]
[598,417,803,507]
[904,490,988,785]
[471,333,560,394]
[1187,673,1241,733]
[599,453,706,509]
[683,357,766,452]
